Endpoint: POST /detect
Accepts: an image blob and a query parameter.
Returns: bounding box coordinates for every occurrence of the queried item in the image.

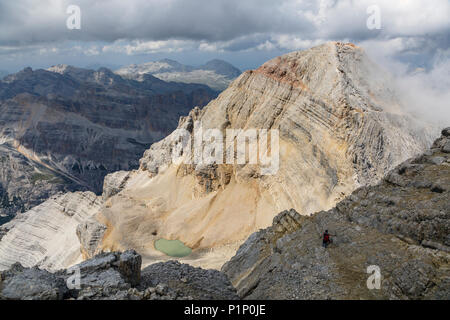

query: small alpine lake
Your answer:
[154,238,192,257]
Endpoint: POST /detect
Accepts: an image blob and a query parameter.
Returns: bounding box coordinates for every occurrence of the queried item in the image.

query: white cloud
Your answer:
[0,0,448,58]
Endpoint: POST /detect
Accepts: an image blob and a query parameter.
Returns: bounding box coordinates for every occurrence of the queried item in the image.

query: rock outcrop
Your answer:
[0,263,68,300]
[139,260,239,300]
[0,65,218,218]
[0,250,238,300]
[76,219,107,259]
[222,130,450,300]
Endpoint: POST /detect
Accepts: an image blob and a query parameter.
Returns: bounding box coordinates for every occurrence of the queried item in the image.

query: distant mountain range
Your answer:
[0,65,219,217]
[116,59,241,91]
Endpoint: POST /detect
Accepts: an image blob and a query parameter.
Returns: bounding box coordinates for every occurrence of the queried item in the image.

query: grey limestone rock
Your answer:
[0,250,237,300]
[140,260,239,300]
[76,219,107,259]
[0,264,67,300]
[222,131,450,300]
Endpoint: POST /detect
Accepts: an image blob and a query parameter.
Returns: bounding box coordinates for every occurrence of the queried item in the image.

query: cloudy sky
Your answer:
[0,0,448,71]
[0,0,448,122]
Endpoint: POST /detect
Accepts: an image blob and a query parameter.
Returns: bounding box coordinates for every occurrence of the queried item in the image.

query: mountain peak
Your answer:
[327,41,360,49]
[201,59,241,79]
[252,41,398,114]
[47,64,71,74]
[0,43,436,275]
[93,42,435,270]
[116,58,241,91]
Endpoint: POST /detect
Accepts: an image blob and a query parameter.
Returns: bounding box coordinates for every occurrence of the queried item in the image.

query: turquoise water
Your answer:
[154,239,192,257]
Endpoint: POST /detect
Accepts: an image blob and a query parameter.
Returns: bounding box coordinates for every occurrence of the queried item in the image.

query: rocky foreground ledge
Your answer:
[0,250,238,300]
[222,128,450,300]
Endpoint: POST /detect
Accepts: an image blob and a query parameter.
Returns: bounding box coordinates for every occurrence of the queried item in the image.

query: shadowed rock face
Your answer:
[222,130,450,300]
[0,65,218,217]
[0,143,80,217]
[0,250,239,300]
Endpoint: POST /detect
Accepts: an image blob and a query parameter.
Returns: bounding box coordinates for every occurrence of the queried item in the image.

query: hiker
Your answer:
[322,230,332,248]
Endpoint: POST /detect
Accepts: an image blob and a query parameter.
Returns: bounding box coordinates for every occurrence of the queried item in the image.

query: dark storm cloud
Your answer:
[0,0,316,45]
[0,0,448,58]
[0,0,449,125]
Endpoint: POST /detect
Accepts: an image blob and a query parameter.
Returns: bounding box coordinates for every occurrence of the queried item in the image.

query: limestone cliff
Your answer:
[94,42,436,268]
[0,192,103,271]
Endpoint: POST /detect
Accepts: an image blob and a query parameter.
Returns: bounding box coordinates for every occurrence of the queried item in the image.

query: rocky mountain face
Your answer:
[0,250,238,300]
[222,129,450,300]
[116,59,241,91]
[92,42,435,267]
[0,65,218,218]
[0,129,447,300]
[0,42,437,274]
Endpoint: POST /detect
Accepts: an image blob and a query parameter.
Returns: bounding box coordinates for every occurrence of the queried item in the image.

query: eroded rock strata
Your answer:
[0,42,438,273]
[93,42,436,267]
[0,192,103,271]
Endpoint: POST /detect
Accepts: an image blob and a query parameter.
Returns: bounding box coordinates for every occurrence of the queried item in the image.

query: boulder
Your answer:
[76,219,107,259]
[0,250,237,300]
[0,264,67,300]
